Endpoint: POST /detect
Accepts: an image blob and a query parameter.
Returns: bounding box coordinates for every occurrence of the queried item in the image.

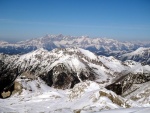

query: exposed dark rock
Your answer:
[106,72,150,95]
[39,63,95,89]
[0,61,19,98]
[0,81,22,99]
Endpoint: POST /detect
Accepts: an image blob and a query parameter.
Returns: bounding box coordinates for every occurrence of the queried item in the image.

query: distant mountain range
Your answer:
[1,34,150,65]
[0,34,150,55]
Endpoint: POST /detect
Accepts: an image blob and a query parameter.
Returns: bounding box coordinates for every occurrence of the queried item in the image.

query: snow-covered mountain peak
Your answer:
[18,48,48,59]
[49,47,99,61]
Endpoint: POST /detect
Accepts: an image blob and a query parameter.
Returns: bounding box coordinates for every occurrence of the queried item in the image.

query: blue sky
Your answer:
[0,0,150,42]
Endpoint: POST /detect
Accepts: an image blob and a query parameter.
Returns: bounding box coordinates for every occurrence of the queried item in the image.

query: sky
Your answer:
[0,0,150,42]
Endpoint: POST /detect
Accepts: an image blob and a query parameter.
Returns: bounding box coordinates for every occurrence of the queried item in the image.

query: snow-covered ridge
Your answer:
[124,47,150,56]
[119,47,150,64]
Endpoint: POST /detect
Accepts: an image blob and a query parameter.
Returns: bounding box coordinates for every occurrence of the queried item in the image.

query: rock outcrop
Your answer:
[106,72,150,95]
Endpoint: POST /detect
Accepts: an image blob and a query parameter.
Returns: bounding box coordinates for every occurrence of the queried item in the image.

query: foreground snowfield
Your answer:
[0,79,149,113]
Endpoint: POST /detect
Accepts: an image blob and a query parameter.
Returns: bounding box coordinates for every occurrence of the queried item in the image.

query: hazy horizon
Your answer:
[0,0,150,42]
[1,33,150,43]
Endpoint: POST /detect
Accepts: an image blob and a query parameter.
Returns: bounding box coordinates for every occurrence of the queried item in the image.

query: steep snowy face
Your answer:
[1,34,150,56]
[119,47,150,64]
